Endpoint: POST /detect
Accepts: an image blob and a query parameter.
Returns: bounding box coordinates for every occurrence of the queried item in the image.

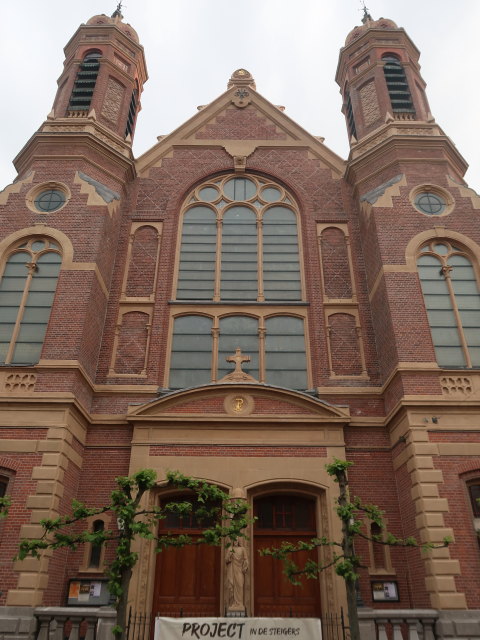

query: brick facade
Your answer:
[0,9,479,635]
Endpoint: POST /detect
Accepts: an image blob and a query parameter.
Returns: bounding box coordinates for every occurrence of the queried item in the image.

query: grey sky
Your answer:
[1,1,478,191]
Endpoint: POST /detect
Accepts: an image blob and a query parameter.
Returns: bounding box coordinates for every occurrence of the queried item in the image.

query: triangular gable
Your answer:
[127,383,350,423]
[135,83,345,178]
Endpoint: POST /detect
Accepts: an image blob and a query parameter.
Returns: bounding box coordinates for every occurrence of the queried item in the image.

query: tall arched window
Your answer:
[68,51,101,113]
[0,238,62,365]
[382,54,415,115]
[169,314,308,390]
[417,240,480,368]
[176,175,302,302]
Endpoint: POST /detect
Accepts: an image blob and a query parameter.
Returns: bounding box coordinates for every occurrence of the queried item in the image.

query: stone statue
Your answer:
[226,539,248,611]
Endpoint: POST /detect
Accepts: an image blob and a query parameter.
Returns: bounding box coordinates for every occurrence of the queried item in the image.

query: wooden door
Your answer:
[152,498,221,617]
[253,495,321,617]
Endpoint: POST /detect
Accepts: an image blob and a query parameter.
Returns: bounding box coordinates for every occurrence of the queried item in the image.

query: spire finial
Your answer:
[360,1,373,24]
[111,2,124,18]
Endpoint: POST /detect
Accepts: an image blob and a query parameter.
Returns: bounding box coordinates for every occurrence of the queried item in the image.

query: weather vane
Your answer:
[360,1,373,23]
[111,2,124,18]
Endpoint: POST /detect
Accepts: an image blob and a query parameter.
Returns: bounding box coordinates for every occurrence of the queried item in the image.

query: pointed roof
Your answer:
[135,69,345,177]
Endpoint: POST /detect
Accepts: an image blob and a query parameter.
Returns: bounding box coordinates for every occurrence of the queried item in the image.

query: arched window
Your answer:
[169,314,307,390]
[0,238,62,365]
[417,241,480,368]
[176,175,302,302]
[68,51,101,113]
[382,54,415,115]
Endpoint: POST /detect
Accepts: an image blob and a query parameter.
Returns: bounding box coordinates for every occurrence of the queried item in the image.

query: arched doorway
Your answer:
[151,496,221,617]
[253,494,321,616]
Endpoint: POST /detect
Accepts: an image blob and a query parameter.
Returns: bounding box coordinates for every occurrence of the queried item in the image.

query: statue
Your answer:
[226,539,248,611]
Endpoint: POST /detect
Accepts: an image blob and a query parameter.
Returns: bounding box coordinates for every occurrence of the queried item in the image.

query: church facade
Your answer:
[0,8,480,639]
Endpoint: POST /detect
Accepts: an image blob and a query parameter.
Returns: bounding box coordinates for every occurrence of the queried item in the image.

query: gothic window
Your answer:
[68,51,101,113]
[382,54,415,114]
[0,238,62,365]
[169,314,308,390]
[176,176,302,302]
[417,241,480,368]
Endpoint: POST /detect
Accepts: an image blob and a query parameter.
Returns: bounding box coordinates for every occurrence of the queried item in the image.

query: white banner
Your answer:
[154,617,322,640]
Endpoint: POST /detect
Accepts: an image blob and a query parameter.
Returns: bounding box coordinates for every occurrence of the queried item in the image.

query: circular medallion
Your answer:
[224,393,254,417]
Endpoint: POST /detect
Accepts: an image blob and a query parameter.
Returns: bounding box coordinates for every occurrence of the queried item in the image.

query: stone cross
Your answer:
[226,348,250,375]
[219,348,257,383]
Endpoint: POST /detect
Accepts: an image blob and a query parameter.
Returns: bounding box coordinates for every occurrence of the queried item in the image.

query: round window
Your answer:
[414,192,446,215]
[34,189,66,213]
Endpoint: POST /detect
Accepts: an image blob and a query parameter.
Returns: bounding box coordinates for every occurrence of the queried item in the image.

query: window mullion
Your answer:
[5,261,36,364]
[258,320,266,383]
[442,264,472,368]
[257,216,264,302]
[213,217,222,302]
[211,320,219,382]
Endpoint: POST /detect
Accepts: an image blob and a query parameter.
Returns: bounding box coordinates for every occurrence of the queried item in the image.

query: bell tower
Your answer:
[336,10,468,190]
[51,6,146,140]
[14,6,147,180]
[336,9,432,144]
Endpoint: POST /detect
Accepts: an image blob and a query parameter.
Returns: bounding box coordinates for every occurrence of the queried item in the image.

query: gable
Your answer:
[135,76,345,178]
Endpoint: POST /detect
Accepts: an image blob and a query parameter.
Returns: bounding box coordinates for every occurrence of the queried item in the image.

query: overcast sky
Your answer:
[1,1,478,191]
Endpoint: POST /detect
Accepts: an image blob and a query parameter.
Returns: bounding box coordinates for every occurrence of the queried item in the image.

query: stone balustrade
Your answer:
[34,607,117,640]
[358,609,438,640]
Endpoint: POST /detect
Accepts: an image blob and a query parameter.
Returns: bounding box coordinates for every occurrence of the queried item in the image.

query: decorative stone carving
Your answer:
[234,156,247,172]
[101,78,125,124]
[359,81,381,127]
[77,172,121,203]
[232,88,251,109]
[4,373,37,393]
[441,376,473,397]
[219,348,257,383]
[360,174,404,204]
[223,393,255,417]
[226,539,248,612]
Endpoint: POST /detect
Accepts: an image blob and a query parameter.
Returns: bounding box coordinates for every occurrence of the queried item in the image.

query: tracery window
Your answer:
[169,314,308,390]
[382,54,415,115]
[0,238,62,365]
[176,176,302,302]
[170,175,308,390]
[417,241,480,368]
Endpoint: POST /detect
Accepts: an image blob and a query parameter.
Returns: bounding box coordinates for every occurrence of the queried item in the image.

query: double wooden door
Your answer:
[151,494,321,617]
